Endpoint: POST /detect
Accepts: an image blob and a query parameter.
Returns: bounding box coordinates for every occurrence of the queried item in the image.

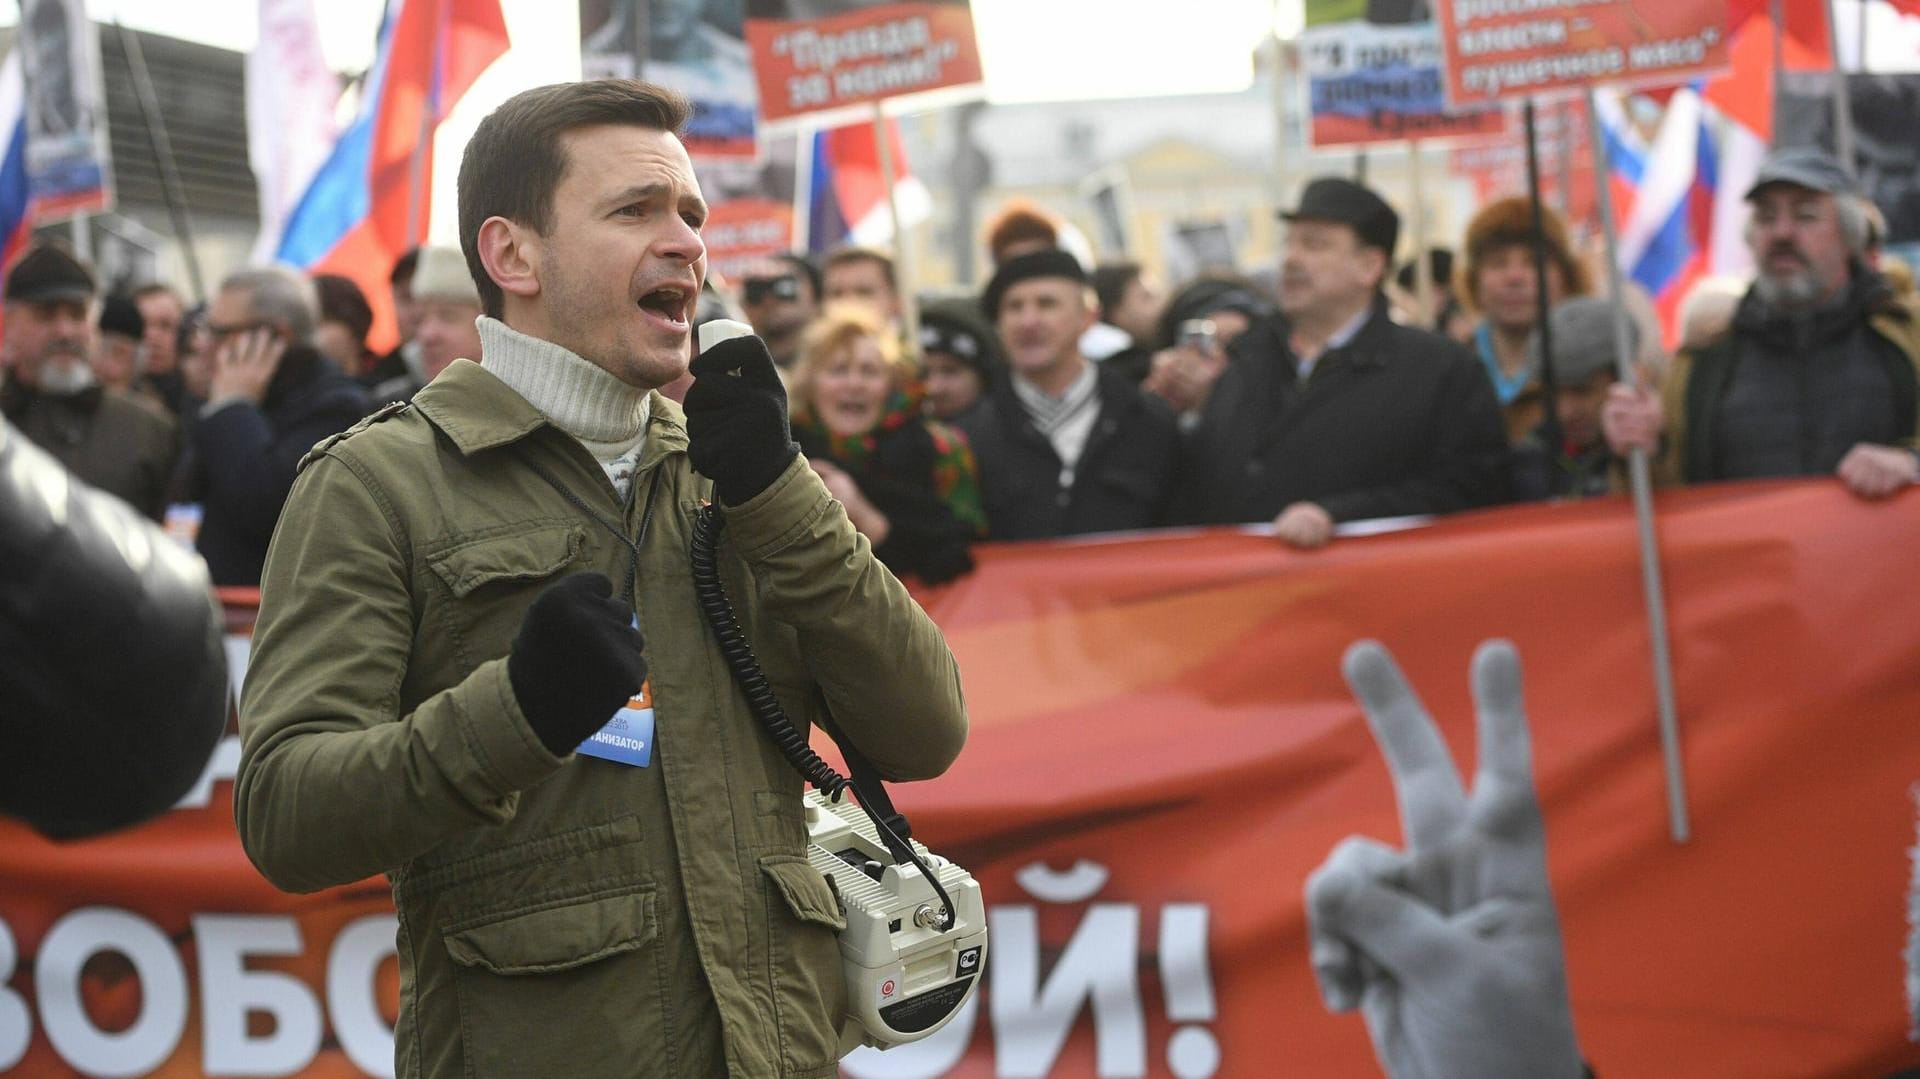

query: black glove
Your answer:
[506,573,648,757]
[683,334,799,505]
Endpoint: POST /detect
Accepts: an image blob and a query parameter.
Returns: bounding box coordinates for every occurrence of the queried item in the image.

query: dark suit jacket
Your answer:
[1172,300,1509,525]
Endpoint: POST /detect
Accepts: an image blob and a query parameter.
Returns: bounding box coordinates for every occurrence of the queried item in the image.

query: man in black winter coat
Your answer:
[1172,178,1509,547]
[175,268,370,586]
[958,249,1179,540]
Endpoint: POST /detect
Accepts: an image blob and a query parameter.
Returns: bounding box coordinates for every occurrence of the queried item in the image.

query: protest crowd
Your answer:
[5,144,1911,588]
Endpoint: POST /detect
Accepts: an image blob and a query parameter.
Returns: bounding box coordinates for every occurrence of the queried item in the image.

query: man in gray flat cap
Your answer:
[1603,146,1920,497]
[1512,297,1632,501]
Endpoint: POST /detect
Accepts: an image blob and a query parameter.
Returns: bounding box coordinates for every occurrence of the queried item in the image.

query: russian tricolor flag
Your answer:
[1611,86,1718,344]
[276,0,506,352]
[0,50,35,284]
[805,118,931,255]
[1604,9,1804,348]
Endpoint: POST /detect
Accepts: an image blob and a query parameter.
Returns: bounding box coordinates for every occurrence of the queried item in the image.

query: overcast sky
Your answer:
[8,0,1917,244]
[2,0,1294,102]
[0,0,1293,243]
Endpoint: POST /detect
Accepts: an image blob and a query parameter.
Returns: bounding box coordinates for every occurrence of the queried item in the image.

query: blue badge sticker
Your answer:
[576,680,655,767]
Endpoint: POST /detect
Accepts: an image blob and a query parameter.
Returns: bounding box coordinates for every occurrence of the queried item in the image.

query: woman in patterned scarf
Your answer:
[790,304,985,585]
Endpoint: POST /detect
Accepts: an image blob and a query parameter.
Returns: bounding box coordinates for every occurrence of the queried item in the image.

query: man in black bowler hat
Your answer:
[1171,176,1509,546]
[958,247,1179,539]
[0,243,177,519]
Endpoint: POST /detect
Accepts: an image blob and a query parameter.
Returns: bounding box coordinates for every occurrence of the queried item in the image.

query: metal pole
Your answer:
[1521,98,1563,451]
[68,215,91,266]
[1586,87,1691,844]
[792,127,815,254]
[1825,0,1857,177]
[115,20,204,300]
[1556,98,1575,218]
[1408,139,1432,326]
[1770,0,1786,92]
[1268,6,1290,207]
[404,2,451,244]
[871,103,921,350]
[405,114,432,243]
[1860,0,1870,71]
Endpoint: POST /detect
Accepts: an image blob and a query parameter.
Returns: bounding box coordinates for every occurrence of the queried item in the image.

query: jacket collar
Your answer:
[1316,295,1394,370]
[254,343,322,408]
[0,377,104,417]
[1237,295,1392,378]
[412,358,688,460]
[1733,260,1893,340]
[989,358,1129,421]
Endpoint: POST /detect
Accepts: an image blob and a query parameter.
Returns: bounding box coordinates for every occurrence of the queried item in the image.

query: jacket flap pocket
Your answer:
[428,524,584,598]
[444,887,655,975]
[760,855,847,931]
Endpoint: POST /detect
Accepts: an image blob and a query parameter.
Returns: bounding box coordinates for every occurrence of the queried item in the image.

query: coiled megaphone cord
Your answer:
[689,502,956,931]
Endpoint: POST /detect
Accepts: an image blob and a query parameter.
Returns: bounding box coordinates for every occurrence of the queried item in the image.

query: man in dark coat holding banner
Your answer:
[1603,147,1920,496]
[959,249,1180,539]
[1171,177,1509,547]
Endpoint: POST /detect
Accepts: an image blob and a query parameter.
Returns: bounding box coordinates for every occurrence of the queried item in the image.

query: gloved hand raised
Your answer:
[507,572,647,757]
[1305,640,1584,1079]
[683,328,799,506]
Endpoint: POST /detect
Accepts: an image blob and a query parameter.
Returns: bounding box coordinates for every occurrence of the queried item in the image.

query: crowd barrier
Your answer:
[4,480,1918,1077]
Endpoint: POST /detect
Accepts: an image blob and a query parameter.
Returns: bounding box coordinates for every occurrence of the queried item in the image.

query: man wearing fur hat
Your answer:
[373,246,483,404]
[1171,177,1509,548]
[1457,197,1593,443]
[1604,147,1920,497]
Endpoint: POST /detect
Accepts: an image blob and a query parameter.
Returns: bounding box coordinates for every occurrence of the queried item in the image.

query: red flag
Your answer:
[807,117,931,252]
[821,119,910,238]
[317,0,508,352]
[368,0,507,253]
[1726,0,1833,70]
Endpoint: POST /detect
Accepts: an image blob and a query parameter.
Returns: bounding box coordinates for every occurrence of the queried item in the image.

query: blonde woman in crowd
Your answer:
[789,304,986,584]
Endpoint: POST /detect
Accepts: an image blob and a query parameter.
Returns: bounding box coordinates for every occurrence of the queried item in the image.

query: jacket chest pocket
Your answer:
[424,522,589,667]
[426,816,668,1073]
[443,887,664,1073]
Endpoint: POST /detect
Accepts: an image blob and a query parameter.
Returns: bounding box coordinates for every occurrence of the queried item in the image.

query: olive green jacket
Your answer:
[234,359,967,1078]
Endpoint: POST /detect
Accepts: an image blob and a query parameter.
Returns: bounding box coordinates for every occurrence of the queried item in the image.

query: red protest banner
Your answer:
[744,1,984,124]
[1436,0,1730,105]
[1449,97,1600,232]
[4,482,1920,1076]
[700,197,795,283]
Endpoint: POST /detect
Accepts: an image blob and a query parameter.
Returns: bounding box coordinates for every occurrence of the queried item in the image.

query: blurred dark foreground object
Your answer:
[0,416,227,838]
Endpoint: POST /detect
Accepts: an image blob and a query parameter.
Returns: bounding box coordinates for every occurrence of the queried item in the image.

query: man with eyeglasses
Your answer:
[173,266,369,585]
[1604,147,1920,496]
[737,252,820,372]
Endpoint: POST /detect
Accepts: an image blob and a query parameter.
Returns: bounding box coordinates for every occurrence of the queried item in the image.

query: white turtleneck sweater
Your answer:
[476,317,653,499]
